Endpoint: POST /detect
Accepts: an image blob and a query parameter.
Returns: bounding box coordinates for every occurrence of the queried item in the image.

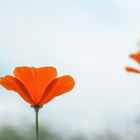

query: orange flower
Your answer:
[130,51,140,64]
[126,51,140,74]
[0,66,75,107]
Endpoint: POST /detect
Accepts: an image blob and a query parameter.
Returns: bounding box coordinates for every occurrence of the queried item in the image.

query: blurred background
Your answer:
[0,0,140,139]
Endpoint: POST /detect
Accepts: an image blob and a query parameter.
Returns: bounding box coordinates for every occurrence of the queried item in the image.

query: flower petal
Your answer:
[39,75,75,105]
[130,51,140,64]
[0,75,34,104]
[125,67,140,73]
[14,66,57,103]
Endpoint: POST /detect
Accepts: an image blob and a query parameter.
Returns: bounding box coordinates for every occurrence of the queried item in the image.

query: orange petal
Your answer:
[14,66,57,103]
[130,51,140,64]
[39,75,75,105]
[125,67,140,73]
[0,75,34,104]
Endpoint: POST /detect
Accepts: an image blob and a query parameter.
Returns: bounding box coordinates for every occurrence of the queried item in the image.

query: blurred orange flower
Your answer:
[126,51,140,74]
[0,66,75,107]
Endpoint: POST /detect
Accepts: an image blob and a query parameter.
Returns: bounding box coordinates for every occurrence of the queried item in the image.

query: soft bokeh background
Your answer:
[0,0,140,139]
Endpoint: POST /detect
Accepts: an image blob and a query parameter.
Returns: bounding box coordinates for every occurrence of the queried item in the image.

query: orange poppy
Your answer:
[0,66,75,108]
[130,51,140,64]
[126,51,140,74]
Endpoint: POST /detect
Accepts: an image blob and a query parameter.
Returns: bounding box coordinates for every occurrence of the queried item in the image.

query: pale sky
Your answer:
[0,0,140,135]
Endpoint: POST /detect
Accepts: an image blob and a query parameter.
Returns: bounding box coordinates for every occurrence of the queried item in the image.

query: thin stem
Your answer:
[34,106,40,140]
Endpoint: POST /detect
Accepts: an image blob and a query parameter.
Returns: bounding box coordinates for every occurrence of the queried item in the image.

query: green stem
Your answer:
[34,107,39,140]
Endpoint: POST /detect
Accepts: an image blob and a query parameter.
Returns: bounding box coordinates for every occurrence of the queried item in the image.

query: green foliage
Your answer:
[0,126,62,140]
